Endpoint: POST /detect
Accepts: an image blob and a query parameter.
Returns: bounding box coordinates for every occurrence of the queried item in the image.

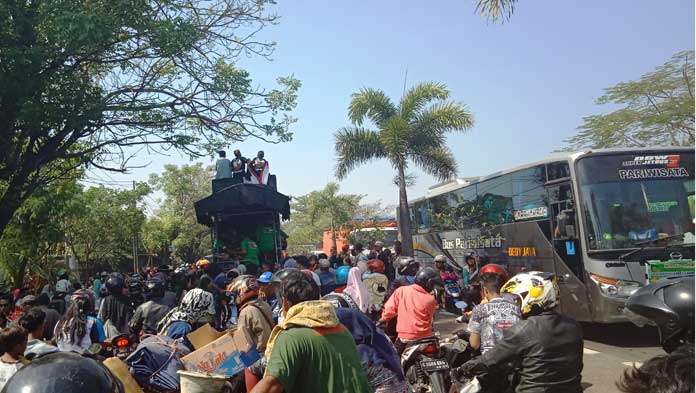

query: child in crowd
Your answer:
[0,325,28,390]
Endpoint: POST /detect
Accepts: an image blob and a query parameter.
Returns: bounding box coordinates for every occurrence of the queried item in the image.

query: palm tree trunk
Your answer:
[397,164,414,256]
[330,215,338,252]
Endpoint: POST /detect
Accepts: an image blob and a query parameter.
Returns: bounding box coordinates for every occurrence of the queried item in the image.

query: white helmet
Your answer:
[501,271,559,316]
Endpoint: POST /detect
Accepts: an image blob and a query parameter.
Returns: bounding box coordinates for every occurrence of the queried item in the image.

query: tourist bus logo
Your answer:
[621,155,681,167]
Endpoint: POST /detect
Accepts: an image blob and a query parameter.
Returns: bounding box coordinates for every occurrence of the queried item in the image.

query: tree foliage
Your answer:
[283,183,363,254]
[0,0,300,239]
[474,0,517,23]
[64,183,151,272]
[334,81,474,255]
[145,163,211,263]
[562,51,695,150]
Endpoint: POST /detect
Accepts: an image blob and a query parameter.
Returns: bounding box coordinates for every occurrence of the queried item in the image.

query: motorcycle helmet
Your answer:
[414,267,444,292]
[105,273,125,295]
[397,257,419,276]
[626,277,694,353]
[145,278,166,298]
[196,259,211,268]
[322,293,359,310]
[336,266,350,285]
[55,279,71,294]
[367,259,385,274]
[71,289,96,314]
[226,275,260,306]
[501,271,559,316]
[1,352,124,393]
[434,255,447,264]
[271,268,298,287]
[480,263,509,283]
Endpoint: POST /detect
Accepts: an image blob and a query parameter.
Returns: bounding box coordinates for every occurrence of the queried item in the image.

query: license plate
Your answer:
[420,359,449,372]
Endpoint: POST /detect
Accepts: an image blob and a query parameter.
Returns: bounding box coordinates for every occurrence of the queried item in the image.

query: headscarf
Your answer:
[344,267,369,313]
[157,288,215,334]
[264,300,339,359]
[335,308,404,379]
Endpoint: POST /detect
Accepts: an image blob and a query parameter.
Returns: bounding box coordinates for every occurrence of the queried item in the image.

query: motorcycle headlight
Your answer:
[590,274,642,298]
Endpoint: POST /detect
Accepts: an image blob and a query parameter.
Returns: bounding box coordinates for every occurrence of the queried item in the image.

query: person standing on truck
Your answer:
[241,235,261,275]
[231,149,248,184]
[215,150,232,179]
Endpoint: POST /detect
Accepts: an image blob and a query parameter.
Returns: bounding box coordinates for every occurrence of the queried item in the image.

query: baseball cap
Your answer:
[259,271,273,283]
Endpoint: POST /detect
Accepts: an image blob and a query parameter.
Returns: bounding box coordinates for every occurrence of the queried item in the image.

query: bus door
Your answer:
[547,182,592,320]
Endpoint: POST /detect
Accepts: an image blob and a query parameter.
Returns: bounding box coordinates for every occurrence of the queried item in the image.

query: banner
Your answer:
[645,259,695,283]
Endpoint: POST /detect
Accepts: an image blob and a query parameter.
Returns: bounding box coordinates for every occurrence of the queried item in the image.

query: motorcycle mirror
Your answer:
[455,301,467,310]
[86,343,102,356]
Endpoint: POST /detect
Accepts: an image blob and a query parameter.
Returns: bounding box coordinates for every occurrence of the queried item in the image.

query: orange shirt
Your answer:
[381,284,437,340]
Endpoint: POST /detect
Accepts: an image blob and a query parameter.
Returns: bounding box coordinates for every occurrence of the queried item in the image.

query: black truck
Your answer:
[194,177,290,270]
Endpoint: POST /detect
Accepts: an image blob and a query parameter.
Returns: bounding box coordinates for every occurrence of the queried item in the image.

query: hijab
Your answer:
[344,267,369,313]
[157,288,215,334]
[335,308,404,379]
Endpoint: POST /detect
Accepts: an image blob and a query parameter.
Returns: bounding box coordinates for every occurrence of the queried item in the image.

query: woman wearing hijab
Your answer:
[343,267,370,313]
[157,288,215,350]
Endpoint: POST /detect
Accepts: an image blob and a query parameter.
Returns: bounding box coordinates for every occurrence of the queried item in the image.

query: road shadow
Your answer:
[581,322,660,348]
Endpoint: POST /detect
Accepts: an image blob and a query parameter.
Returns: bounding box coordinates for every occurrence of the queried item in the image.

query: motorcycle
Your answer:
[107,333,137,361]
[401,335,451,393]
[442,273,462,314]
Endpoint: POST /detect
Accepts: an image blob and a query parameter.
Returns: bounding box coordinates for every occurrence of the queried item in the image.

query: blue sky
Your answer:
[93,0,695,212]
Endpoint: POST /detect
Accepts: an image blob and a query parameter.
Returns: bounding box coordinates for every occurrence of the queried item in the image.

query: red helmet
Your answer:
[367,259,385,274]
[480,263,509,283]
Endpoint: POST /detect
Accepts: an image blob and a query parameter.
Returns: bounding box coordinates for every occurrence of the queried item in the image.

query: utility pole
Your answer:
[132,180,138,273]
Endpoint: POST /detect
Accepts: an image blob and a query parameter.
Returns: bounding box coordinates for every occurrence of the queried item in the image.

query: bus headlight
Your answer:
[590,274,642,298]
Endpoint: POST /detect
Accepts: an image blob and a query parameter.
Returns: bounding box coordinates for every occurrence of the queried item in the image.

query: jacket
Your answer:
[129,298,172,334]
[380,284,437,340]
[466,310,583,393]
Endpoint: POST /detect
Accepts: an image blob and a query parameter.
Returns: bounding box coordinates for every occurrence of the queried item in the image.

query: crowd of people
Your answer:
[0,240,693,393]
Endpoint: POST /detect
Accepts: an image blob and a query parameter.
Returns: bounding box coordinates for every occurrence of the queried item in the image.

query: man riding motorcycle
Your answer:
[452,271,583,393]
[380,267,441,355]
[128,277,172,335]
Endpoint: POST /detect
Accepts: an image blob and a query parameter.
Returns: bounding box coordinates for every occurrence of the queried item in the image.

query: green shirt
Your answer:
[265,326,372,393]
[256,225,277,252]
[241,238,260,265]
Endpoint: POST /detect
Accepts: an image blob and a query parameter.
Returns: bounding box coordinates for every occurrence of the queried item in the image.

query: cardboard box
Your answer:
[103,357,144,393]
[187,323,226,350]
[181,325,260,377]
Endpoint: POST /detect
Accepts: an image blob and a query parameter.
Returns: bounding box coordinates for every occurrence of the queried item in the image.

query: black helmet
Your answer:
[271,268,298,286]
[414,267,443,292]
[397,256,419,275]
[322,293,358,310]
[105,273,125,295]
[626,277,694,352]
[145,277,166,298]
[1,352,124,393]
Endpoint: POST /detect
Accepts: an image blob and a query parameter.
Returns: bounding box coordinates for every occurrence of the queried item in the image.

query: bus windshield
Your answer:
[577,152,695,251]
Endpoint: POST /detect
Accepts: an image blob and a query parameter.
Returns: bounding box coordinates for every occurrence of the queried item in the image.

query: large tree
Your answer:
[0,0,300,238]
[334,82,474,255]
[146,163,211,263]
[562,51,695,150]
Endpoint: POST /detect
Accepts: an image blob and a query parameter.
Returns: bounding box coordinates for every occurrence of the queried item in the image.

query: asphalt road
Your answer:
[433,310,663,393]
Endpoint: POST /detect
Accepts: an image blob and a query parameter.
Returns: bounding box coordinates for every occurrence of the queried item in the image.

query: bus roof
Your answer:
[413,146,693,201]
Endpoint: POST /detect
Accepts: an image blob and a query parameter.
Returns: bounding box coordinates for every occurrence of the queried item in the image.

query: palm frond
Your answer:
[410,146,458,181]
[399,81,450,121]
[409,101,474,150]
[348,88,397,127]
[334,127,387,179]
[475,0,517,23]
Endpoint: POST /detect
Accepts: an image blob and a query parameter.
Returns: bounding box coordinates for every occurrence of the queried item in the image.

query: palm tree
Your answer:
[334,82,474,256]
[475,0,517,23]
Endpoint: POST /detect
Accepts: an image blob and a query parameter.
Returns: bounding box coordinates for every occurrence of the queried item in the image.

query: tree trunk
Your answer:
[330,216,338,252]
[397,164,414,256]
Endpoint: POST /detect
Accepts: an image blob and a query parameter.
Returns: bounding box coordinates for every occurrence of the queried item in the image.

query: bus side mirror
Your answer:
[556,209,576,239]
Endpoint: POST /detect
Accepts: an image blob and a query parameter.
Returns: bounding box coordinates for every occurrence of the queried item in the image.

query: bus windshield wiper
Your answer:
[618,233,688,261]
